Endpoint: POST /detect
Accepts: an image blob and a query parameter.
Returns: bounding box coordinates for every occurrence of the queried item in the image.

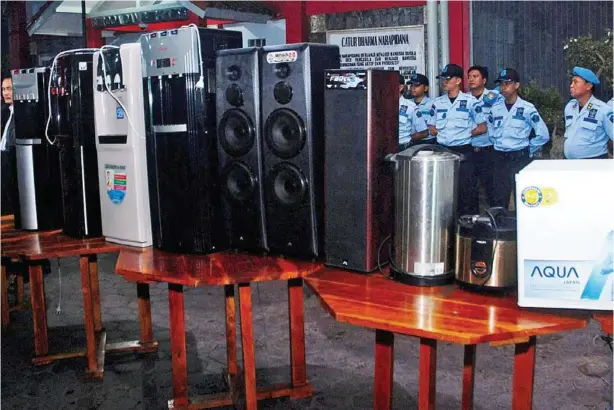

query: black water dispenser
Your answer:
[141,27,242,253]
[11,67,64,231]
[49,51,102,238]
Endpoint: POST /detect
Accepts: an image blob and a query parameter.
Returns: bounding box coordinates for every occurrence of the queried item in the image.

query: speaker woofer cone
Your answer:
[264,108,306,159]
[268,162,307,208]
[218,109,255,157]
[221,161,256,203]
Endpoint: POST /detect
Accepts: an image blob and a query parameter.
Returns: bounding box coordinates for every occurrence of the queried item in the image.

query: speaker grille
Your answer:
[268,162,308,208]
[221,161,256,204]
[264,108,306,159]
[218,109,255,157]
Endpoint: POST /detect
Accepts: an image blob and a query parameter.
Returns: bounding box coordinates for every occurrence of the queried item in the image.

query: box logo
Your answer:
[521,186,557,207]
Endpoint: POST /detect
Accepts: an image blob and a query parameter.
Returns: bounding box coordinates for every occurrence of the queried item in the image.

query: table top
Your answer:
[1,232,120,261]
[593,312,613,335]
[115,247,323,286]
[305,268,590,345]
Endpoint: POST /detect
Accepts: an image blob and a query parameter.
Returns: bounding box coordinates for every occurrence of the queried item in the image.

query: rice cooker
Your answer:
[455,208,517,292]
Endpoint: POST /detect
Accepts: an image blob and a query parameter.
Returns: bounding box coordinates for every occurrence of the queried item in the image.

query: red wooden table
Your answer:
[1,232,159,379]
[116,247,322,410]
[1,215,61,329]
[306,268,590,410]
[593,311,613,335]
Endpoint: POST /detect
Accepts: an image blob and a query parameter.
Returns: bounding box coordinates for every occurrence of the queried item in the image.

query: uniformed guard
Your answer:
[427,64,488,216]
[489,68,550,209]
[563,66,613,159]
[409,73,435,144]
[399,74,428,151]
[467,65,500,207]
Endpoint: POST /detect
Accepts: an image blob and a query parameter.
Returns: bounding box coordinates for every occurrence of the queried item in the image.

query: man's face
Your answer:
[467,70,486,91]
[410,83,427,98]
[2,78,12,105]
[569,76,592,99]
[442,77,461,92]
[498,81,520,99]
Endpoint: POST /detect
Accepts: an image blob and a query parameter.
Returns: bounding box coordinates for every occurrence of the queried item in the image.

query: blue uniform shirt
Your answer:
[413,96,435,140]
[472,88,503,147]
[563,95,613,159]
[489,96,550,156]
[427,92,487,147]
[399,96,428,145]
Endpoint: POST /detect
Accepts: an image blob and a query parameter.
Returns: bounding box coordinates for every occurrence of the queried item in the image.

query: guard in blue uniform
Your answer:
[427,64,488,216]
[399,74,428,150]
[467,65,500,207]
[409,73,435,144]
[490,68,550,208]
[563,67,613,159]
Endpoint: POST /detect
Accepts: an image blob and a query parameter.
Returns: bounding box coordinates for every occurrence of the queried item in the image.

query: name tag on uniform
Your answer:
[399,105,409,123]
[456,100,468,112]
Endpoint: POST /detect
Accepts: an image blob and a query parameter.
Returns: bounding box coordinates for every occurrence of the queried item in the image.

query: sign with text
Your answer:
[326,25,425,78]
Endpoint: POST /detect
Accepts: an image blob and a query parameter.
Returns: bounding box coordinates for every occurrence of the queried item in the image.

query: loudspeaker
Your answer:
[141,27,242,253]
[260,43,340,259]
[324,70,398,272]
[216,48,268,252]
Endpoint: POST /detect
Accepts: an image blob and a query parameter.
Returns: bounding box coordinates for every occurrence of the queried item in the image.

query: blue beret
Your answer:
[572,66,600,86]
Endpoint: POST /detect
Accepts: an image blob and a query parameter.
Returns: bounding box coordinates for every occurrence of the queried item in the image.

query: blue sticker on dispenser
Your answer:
[104,164,127,205]
[116,106,125,119]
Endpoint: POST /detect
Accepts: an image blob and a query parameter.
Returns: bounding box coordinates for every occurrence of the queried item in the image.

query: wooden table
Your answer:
[1,215,61,329]
[1,232,159,379]
[306,268,589,410]
[116,247,322,410]
[593,311,613,335]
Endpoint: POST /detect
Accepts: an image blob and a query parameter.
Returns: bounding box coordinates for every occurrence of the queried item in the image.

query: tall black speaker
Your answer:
[141,27,242,253]
[216,47,267,252]
[260,43,340,259]
[12,67,63,231]
[49,51,102,238]
[324,70,398,272]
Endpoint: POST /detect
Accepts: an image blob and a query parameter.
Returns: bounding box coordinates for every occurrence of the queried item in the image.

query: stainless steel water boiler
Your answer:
[386,145,462,286]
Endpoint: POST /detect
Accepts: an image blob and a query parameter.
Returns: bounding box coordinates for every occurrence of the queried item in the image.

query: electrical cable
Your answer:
[98,45,145,140]
[180,23,205,89]
[44,48,100,145]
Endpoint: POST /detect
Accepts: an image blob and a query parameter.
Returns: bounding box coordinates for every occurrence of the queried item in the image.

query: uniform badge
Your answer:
[400,105,408,114]
[513,107,525,120]
[587,103,593,110]
[416,110,422,118]
[531,114,540,123]
[588,108,597,119]
[459,100,467,109]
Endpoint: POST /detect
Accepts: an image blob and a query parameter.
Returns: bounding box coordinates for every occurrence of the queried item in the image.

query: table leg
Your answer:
[88,255,103,332]
[79,256,99,376]
[374,329,394,410]
[29,264,49,356]
[462,344,476,410]
[288,278,308,389]
[512,336,536,410]
[419,338,437,410]
[137,283,154,344]
[224,285,238,376]
[238,283,257,410]
[16,273,24,307]
[2,264,9,330]
[168,283,189,407]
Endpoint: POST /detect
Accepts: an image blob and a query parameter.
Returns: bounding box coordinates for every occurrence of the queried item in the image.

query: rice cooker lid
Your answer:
[457,214,517,241]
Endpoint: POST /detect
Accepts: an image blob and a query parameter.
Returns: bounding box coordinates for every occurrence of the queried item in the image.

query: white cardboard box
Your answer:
[515,159,614,310]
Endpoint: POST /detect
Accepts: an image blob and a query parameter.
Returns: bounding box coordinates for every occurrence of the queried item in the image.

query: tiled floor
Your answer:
[1,253,612,409]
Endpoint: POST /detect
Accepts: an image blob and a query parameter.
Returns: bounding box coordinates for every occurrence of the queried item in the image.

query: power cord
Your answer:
[44,48,100,145]
[98,45,145,140]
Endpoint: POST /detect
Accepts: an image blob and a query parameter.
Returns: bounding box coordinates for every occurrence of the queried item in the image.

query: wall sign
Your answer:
[326,25,425,78]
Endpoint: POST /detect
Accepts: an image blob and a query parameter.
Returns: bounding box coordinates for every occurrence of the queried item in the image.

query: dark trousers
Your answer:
[446,144,479,216]
[1,149,15,215]
[491,148,532,209]
[473,146,495,207]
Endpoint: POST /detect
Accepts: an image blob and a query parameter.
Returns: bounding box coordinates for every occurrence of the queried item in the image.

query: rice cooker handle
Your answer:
[406,144,466,162]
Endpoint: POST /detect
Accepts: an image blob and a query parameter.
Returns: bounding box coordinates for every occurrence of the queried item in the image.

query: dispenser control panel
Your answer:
[11,67,46,102]
[97,48,124,92]
[141,27,199,77]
